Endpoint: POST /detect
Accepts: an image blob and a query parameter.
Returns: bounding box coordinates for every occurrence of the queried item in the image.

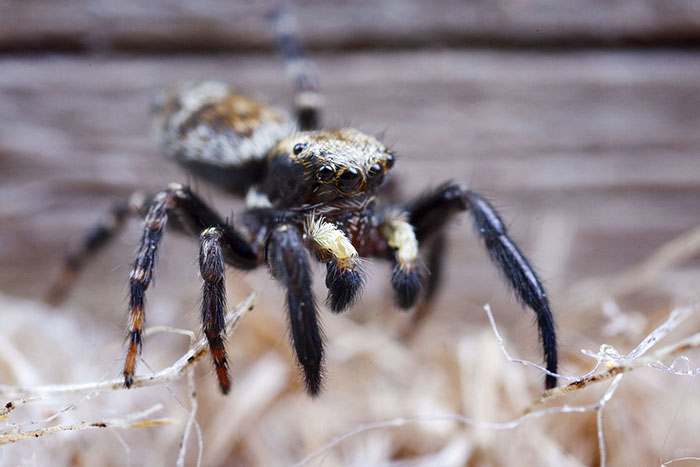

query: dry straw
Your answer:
[1,227,699,465]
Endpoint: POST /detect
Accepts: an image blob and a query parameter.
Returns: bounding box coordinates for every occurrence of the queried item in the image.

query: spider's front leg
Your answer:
[406,183,558,389]
[124,183,257,390]
[199,228,232,394]
[266,224,324,395]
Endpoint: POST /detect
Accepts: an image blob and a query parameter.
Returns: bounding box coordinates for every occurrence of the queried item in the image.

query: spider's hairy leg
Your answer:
[267,8,323,130]
[266,224,324,396]
[44,194,146,306]
[124,183,257,388]
[199,228,231,394]
[381,212,422,309]
[305,215,364,312]
[406,183,558,389]
[124,192,169,388]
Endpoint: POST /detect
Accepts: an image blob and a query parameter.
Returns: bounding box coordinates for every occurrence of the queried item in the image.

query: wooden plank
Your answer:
[3,1,700,53]
[1,51,699,319]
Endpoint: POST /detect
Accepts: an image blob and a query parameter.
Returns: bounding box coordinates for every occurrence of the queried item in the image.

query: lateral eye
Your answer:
[385,153,395,169]
[293,143,307,155]
[317,165,335,182]
[337,167,362,193]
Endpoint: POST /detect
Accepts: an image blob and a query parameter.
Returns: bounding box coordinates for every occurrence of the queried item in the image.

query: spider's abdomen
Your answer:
[153,81,296,195]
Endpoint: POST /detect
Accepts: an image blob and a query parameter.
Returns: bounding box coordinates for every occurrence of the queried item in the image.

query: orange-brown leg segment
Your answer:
[123,183,257,388]
[124,189,174,387]
[199,228,231,394]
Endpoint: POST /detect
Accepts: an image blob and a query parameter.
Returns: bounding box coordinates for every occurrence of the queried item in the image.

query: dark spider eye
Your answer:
[367,163,385,186]
[293,143,306,155]
[385,153,395,169]
[317,165,335,182]
[337,167,362,193]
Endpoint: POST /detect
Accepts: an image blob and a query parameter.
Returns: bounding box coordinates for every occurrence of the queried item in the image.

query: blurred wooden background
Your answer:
[4,0,700,52]
[1,0,700,465]
[2,0,699,310]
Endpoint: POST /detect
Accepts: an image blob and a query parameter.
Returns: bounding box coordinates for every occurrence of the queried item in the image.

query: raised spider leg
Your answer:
[266,224,324,396]
[405,183,558,389]
[124,183,257,389]
[44,194,147,306]
[267,8,323,130]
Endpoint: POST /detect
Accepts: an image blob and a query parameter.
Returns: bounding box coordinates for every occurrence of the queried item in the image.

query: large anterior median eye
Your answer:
[317,165,335,181]
[337,167,362,193]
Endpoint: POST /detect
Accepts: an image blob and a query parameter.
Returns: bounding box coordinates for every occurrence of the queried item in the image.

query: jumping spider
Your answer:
[47,12,557,395]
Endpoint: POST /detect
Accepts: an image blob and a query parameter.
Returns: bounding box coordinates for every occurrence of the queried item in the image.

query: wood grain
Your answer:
[3,0,700,53]
[1,52,699,322]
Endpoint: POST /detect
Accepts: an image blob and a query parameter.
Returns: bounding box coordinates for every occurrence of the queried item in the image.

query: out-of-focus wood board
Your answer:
[1,51,699,325]
[3,0,700,52]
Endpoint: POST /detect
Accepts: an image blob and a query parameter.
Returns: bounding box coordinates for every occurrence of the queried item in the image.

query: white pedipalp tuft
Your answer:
[305,214,358,261]
[381,210,418,270]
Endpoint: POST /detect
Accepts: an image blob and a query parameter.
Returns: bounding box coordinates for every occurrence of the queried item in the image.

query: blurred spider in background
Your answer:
[46,11,557,396]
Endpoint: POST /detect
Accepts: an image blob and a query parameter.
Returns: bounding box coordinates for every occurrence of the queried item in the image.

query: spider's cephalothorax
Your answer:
[262,129,394,206]
[47,12,558,396]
